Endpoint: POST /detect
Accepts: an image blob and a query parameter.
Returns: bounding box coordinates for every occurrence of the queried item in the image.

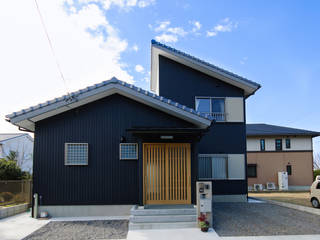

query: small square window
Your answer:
[285,139,291,149]
[247,164,257,178]
[120,143,138,160]
[65,143,88,165]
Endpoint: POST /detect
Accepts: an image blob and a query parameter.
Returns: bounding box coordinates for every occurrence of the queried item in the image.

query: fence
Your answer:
[0,180,32,207]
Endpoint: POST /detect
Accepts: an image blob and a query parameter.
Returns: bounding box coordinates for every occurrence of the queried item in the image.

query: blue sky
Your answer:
[1,0,319,153]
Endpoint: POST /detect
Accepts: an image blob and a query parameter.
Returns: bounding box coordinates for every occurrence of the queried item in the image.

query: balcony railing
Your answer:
[210,112,226,121]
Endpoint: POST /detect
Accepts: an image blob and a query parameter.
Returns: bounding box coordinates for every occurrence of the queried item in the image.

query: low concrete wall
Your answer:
[38,205,133,217]
[0,203,28,219]
[213,194,247,202]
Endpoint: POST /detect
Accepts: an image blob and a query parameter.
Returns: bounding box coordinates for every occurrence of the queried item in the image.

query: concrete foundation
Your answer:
[212,194,247,202]
[38,205,132,217]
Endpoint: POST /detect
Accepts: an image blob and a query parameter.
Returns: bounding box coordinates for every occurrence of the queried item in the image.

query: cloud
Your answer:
[240,57,248,65]
[207,18,238,37]
[190,20,201,32]
[155,33,178,43]
[132,44,139,51]
[135,64,144,73]
[151,21,187,43]
[78,0,155,10]
[0,0,153,133]
[138,0,155,8]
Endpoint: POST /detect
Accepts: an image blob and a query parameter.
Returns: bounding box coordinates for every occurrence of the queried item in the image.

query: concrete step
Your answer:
[130,214,197,223]
[129,221,197,230]
[131,207,197,216]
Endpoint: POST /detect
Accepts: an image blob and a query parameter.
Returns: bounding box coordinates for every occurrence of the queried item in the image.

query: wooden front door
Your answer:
[143,143,191,205]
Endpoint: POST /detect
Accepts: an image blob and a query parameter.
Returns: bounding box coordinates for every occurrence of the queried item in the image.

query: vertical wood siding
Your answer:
[33,94,195,205]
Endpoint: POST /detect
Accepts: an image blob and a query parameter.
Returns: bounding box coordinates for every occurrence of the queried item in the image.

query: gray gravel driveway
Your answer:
[213,202,320,236]
[22,220,128,240]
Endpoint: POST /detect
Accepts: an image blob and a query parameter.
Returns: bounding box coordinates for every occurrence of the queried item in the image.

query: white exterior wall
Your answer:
[0,135,34,173]
[247,136,313,151]
[225,97,244,122]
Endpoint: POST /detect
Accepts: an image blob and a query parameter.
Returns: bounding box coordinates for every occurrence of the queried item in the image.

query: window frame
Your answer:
[64,143,88,166]
[275,139,283,151]
[285,138,291,149]
[195,96,226,122]
[260,139,265,151]
[119,143,138,160]
[247,164,257,178]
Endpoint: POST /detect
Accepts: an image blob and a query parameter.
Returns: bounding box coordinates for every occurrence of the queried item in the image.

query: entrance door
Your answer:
[143,143,191,205]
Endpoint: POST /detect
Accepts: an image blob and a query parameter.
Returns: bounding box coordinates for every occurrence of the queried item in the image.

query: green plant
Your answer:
[5,151,18,162]
[0,158,24,180]
[198,213,209,232]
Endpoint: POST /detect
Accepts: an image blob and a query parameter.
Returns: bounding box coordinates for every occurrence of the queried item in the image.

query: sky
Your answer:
[0,0,319,153]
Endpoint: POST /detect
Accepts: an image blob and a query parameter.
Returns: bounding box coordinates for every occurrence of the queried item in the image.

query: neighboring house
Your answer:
[246,124,320,190]
[5,40,260,217]
[0,133,34,173]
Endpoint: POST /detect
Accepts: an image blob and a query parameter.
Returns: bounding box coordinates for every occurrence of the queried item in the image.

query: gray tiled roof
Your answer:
[246,124,320,137]
[6,77,214,122]
[151,39,261,89]
[0,133,27,142]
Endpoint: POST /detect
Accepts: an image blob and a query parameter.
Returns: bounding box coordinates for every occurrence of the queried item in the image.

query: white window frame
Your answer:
[195,97,226,122]
[120,143,138,160]
[65,143,88,166]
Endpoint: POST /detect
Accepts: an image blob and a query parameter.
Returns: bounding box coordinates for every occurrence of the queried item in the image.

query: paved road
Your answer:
[213,202,320,237]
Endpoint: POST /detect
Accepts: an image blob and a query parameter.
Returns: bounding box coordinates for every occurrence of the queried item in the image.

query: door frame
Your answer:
[143,143,191,205]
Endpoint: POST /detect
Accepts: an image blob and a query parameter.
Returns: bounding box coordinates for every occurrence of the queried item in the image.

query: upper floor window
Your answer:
[285,138,291,149]
[260,139,265,151]
[275,139,282,151]
[195,97,225,121]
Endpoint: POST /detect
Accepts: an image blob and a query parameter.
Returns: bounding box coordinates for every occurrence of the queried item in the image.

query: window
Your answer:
[260,139,265,151]
[317,182,320,189]
[120,143,138,160]
[286,165,292,175]
[198,154,245,180]
[285,138,291,149]
[195,97,225,121]
[247,164,257,178]
[65,143,88,165]
[275,139,282,151]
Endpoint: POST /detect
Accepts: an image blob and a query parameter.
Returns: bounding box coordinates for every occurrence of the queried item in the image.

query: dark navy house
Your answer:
[6,40,260,218]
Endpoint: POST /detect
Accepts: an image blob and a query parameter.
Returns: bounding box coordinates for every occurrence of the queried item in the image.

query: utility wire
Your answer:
[34,0,70,96]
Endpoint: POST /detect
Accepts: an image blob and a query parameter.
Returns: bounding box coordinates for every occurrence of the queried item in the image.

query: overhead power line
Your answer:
[34,0,70,95]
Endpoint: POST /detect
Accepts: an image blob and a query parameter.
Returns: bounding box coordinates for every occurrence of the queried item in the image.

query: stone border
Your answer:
[0,203,28,219]
[255,198,320,216]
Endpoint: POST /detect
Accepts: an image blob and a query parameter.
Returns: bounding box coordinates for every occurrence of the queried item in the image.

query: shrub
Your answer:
[0,192,14,202]
[0,158,24,180]
[314,169,320,180]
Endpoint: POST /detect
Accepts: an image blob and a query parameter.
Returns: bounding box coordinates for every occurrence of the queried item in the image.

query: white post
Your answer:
[33,193,38,218]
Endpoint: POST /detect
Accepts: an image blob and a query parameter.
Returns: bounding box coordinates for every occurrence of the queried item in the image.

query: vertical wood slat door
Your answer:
[143,143,191,205]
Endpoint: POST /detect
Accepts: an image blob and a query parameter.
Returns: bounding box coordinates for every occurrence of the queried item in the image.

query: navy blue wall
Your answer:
[33,94,197,205]
[158,55,247,195]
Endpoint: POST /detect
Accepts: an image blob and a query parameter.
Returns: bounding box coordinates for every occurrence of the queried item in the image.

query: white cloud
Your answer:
[0,0,155,133]
[240,56,248,65]
[135,64,144,73]
[190,20,201,32]
[79,0,154,10]
[152,21,187,43]
[207,18,238,37]
[132,44,139,51]
[155,33,178,43]
[138,0,155,8]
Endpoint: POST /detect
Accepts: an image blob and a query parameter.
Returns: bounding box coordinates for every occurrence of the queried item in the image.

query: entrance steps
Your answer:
[129,205,197,230]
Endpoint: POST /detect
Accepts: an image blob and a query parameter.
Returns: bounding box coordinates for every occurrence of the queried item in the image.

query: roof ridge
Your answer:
[151,39,260,88]
[6,77,214,122]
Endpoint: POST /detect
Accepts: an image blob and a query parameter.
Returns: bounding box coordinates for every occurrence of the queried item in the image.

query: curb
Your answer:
[255,198,320,216]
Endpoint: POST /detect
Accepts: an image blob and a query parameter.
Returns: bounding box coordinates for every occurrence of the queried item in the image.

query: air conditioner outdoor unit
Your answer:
[253,184,263,191]
[266,182,276,190]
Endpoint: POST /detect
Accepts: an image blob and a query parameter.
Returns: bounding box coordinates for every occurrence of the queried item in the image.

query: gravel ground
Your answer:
[213,202,320,236]
[22,220,128,240]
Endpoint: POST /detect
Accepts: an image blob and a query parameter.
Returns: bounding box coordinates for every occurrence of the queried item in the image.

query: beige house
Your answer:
[246,124,320,190]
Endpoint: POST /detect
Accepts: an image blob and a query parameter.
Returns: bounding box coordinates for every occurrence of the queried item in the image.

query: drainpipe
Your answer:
[33,193,38,219]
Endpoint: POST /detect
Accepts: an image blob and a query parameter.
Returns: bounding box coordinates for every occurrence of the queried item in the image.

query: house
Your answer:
[0,133,34,173]
[246,123,320,190]
[5,40,260,218]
